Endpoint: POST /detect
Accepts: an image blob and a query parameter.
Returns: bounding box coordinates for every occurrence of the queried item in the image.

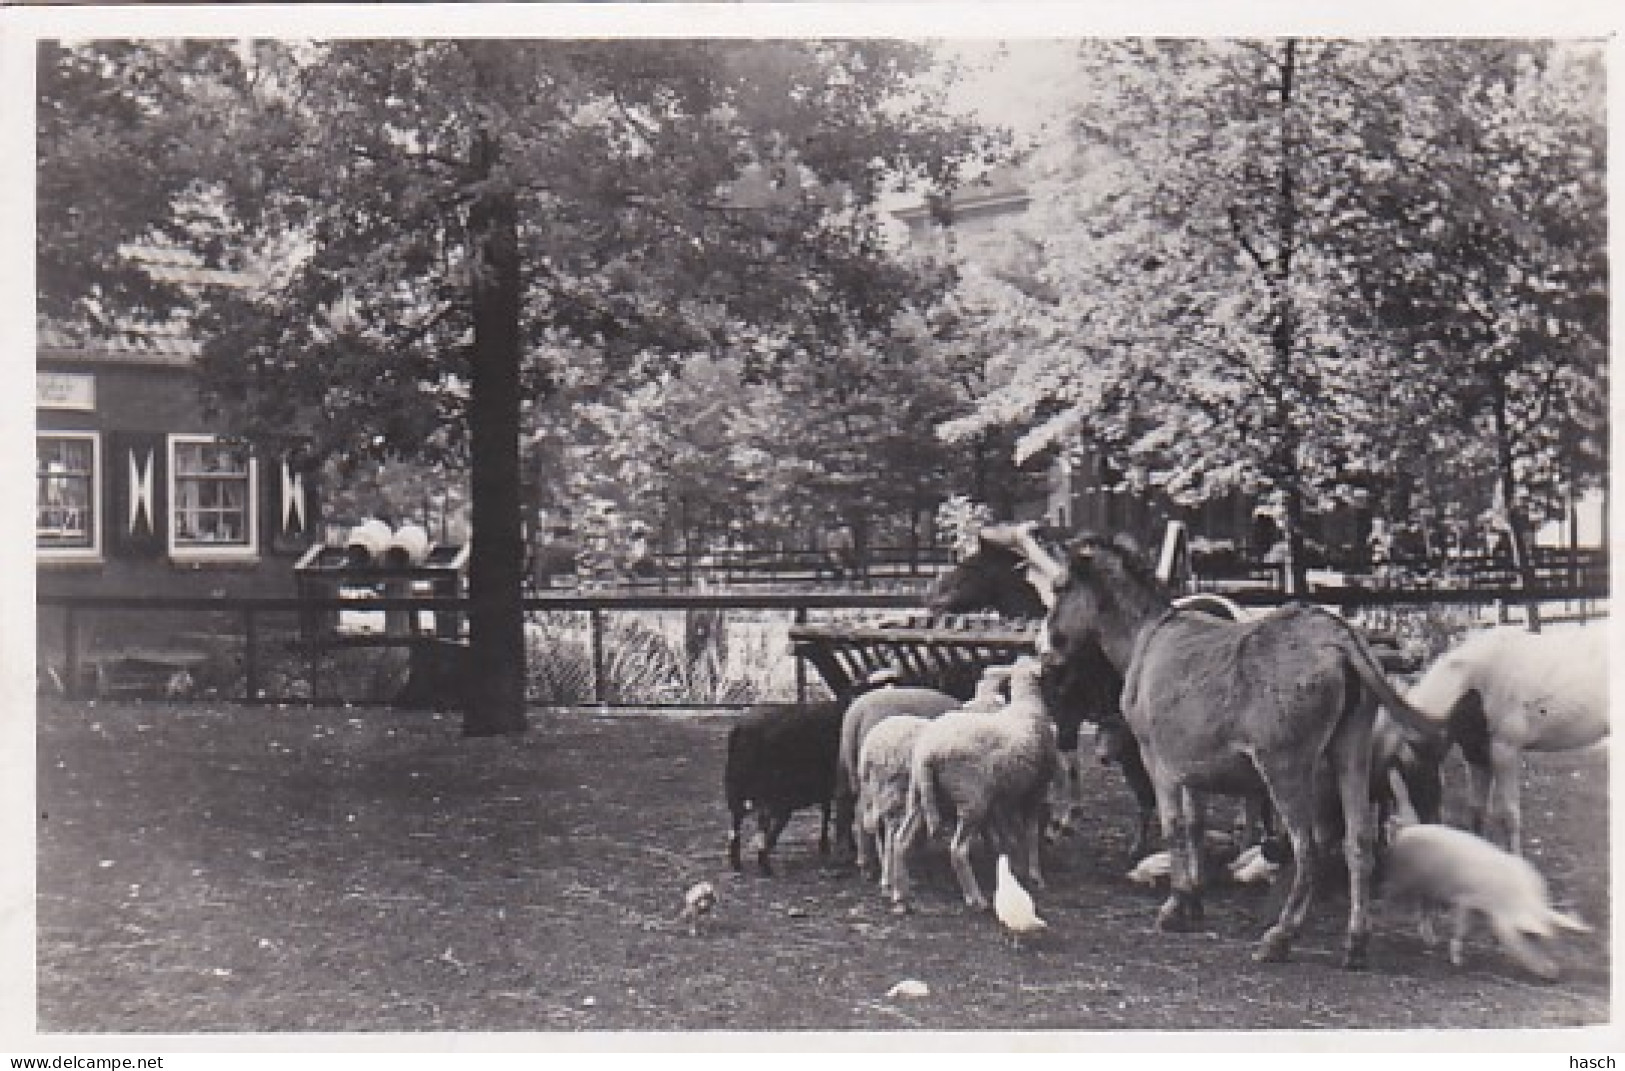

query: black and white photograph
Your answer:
[3,1,1618,1056]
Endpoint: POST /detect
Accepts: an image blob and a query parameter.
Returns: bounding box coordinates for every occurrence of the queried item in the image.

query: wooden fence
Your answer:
[37,577,1609,709]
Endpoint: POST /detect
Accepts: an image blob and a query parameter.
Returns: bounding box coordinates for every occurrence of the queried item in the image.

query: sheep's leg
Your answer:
[727,805,747,872]
[1022,804,1047,891]
[950,818,988,910]
[856,803,880,881]
[757,808,791,877]
[818,800,833,858]
[888,806,924,912]
[833,783,859,863]
[876,817,894,895]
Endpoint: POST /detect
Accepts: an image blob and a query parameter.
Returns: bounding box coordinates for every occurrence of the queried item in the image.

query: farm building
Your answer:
[35,252,321,687]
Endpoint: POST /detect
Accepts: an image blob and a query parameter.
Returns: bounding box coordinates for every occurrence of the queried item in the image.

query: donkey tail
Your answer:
[1326,611,1445,741]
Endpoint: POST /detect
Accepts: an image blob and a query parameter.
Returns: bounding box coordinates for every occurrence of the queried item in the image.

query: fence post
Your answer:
[64,606,80,700]
[242,607,259,702]
[794,605,808,706]
[590,608,606,704]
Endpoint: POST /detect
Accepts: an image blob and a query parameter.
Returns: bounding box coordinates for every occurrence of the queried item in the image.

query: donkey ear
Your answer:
[1018,562,1057,609]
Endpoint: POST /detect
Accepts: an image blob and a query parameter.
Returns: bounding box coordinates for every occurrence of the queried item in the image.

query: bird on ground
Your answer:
[994,855,1047,949]
[680,881,717,936]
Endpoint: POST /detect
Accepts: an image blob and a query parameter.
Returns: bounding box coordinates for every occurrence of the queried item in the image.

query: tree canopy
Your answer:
[939,38,1606,590]
[37,37,1001,733]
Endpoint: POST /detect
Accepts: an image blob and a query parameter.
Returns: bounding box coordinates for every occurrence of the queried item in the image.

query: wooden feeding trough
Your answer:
[788,613,1041,702]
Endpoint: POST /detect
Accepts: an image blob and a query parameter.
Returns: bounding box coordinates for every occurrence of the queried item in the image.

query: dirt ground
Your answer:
[33,696,1611,1038]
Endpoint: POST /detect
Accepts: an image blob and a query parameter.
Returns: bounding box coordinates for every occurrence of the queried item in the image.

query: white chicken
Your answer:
[994,855,1047,949]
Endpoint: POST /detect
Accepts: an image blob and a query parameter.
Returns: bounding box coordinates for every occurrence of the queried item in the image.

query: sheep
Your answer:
[724,700,846,876]
[834,683,965,875]
[855,714,931,898]
[889,656,1061,911]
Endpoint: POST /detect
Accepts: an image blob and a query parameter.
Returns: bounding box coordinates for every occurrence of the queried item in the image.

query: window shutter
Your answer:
[107,431,168,558]
[266,457,319,555]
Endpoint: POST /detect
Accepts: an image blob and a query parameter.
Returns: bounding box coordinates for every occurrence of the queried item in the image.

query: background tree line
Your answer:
[38,36,1606,730]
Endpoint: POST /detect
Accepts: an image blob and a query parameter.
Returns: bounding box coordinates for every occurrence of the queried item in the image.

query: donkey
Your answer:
[932,522,1254,853]
[1030,533,1444,969]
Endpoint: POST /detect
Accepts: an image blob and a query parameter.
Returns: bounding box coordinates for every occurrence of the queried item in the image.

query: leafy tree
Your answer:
[940,39,1605,593]
[38,39,994,734]
[1329,40,1607,586]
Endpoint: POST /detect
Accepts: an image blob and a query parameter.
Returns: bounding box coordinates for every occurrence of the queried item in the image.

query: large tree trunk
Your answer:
[1271,40,1310,597]
[462,60,529,736]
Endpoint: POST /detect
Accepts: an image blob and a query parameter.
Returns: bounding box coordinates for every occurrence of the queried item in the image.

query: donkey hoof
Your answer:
[1253,930,1293,963]
[890,900,912,916]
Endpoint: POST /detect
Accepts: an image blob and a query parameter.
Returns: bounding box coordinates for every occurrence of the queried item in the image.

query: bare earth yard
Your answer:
[35,696,1610,1037]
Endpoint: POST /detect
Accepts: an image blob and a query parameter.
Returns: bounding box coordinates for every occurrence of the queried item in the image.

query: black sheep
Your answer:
[724,700,846,876]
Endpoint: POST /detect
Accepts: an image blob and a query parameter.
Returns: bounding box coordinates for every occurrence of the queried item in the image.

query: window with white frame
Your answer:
[37,432,100,556]
[170,434,257,558]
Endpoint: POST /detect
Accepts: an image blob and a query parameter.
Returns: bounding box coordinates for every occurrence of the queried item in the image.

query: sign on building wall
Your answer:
[36,372,96,411]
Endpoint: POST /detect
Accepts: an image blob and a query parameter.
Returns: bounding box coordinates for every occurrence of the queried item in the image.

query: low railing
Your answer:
[37,580,1608,708]
[532,543,957,592]
[37,590,926,707]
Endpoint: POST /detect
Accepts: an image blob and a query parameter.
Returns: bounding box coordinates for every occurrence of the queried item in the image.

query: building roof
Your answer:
[37,320,201,367]
[891,165,1030,226]
[38,246,251,368]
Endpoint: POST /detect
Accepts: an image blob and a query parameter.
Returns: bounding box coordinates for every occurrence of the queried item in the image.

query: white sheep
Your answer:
[890,656,1060,911]
[834,684,964,877]
[1407,622,1609,855]
[856,714,931,899]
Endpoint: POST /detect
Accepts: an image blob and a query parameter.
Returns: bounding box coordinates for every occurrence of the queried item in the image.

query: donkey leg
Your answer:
[1250,764,1320,963]
[1328,714,1378,970]
[1150,774,1201,932]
